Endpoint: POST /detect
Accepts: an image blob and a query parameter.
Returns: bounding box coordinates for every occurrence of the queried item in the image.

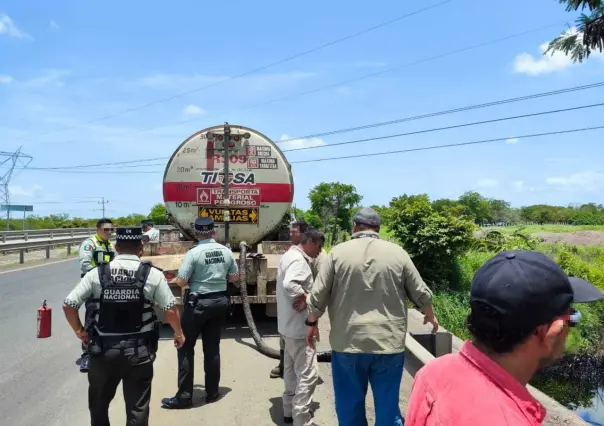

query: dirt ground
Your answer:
[533,231,604,246]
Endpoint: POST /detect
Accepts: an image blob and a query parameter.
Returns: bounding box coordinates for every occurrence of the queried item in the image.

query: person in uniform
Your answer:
[77,218,116,372]
[141,219,161,244]
[63,226,185,426]
[306,208,438,426]
[161,216,240,409]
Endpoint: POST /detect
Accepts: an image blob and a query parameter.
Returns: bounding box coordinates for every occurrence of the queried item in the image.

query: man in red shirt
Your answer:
[406,250,603,425]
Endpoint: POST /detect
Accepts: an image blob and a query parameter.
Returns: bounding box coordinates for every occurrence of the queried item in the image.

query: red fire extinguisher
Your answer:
[37,300,52,338]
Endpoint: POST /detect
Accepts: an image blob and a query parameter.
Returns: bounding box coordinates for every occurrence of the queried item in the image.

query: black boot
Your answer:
[270,349,284,378]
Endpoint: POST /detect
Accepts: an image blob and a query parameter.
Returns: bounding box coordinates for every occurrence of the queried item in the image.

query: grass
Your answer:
[433,243,604,355]
[482,224,604,234]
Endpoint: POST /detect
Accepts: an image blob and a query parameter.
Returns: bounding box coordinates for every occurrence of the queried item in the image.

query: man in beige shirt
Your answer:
[277,228,325,426]
[306,207,438,426]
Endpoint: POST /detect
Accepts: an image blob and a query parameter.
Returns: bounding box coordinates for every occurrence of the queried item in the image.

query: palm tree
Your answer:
[545,0,603,62]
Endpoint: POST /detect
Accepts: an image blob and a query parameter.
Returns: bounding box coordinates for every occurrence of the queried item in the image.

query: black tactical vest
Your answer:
[96,262,152,334]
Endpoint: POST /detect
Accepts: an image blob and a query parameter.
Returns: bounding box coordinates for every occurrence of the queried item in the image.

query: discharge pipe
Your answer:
[238,242,332,363]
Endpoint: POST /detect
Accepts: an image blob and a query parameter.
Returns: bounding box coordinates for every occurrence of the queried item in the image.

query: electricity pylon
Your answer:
[1,147,33,230]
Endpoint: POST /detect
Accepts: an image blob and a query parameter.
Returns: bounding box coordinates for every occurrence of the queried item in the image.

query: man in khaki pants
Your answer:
[276,228,325,426]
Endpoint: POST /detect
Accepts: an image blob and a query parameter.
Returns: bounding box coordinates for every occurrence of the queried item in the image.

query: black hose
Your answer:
[238,242,332,363]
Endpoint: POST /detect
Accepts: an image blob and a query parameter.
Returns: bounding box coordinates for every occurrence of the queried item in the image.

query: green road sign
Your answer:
[0,204,34,212]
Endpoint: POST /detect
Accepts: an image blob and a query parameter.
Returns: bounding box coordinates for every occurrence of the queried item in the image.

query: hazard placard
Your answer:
[198,207,259,223]
[196,187,260,207]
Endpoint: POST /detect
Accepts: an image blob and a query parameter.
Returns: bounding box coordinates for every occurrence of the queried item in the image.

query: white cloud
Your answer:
[545,170,604,191]
[24,69,71,88]
[0,75,14,84]
[476,178,499,188]
[182,104,204,116]
[278,134,326,150]
[0,14,32,39]
[50,20,60,30]
[505,137,519,144]
[9,184,43,197]
[510,180,537,193]
[136,71,317,91]
[513,27,604,76]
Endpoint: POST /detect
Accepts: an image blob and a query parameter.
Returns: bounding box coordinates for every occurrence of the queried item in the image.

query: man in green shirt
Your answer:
[306,208,438,426]
[161,217,239,409]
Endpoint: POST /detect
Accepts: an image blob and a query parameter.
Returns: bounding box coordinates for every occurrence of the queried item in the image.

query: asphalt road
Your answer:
[0,259,415,426]
[0,259,91,426]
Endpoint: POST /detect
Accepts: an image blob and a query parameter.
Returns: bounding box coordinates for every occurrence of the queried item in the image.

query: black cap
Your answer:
[471,250,603,328]
[116,226,143,241]
[195,217,214,232]
[141,219,153,226]
[352,207,381,228]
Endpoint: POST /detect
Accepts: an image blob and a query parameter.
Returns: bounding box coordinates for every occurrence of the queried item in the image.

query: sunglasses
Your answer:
[100,227,114,232]
[560,308,581,328]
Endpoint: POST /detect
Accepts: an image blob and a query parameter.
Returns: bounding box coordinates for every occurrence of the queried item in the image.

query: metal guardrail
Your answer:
[0,225,176,243]
[0,236,87,264]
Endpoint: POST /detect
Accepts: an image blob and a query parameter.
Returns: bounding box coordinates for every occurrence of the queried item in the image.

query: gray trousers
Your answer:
[283,336,319,426]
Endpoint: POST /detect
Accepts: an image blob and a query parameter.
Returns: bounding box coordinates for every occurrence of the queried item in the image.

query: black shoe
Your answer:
[284,409,313,424]
[79,356,89,373]
[270,364,283,379]
[205,392,222,404]
[161,397,192,409]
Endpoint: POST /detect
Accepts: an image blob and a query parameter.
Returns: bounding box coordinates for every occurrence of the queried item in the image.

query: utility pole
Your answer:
[98,197,109,217]
[222,122,231,248]
[0,147,33,231]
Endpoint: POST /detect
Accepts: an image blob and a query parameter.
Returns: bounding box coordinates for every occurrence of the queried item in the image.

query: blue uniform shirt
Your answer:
[178,238,238,294]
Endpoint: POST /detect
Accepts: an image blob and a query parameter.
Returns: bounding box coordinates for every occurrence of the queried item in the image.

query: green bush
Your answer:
[388,194,476,290]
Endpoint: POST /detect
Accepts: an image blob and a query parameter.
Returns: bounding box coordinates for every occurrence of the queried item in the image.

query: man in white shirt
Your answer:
[141,220,160,244]
[277,228,325,426]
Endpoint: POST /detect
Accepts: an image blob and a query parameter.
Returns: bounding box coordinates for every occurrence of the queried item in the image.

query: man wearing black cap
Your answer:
[406,250,603,425]
[306,207,437,426]
[161,216,240,409]
[62,226,185,425]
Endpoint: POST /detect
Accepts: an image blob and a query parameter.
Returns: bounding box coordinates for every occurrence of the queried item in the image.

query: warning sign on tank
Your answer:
[246,145,272,157]
[248,157,278,170]
[199,207,259,223]
[196,188,260,207]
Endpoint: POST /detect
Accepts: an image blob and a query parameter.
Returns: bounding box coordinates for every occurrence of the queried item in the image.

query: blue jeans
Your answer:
[331,351,405,426]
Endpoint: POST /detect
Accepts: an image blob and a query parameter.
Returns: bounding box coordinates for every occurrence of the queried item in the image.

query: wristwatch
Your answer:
[305,319,318,327]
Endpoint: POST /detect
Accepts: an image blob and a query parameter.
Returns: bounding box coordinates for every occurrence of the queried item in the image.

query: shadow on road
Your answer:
[268,397,321,425]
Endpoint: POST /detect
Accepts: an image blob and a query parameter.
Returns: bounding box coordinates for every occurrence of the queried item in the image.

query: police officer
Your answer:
[63,226,186,426]
[161,216,239,409]
[77,218,117,372]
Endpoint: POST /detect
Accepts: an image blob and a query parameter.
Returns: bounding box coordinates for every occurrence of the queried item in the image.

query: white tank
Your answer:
[162,124,294,246]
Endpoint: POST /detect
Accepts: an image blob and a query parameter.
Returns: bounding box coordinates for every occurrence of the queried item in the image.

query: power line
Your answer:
[14,1,453,142]
[283,101,604,152]
[38,19,563,147]
[18,99,604,172]
[14,125,604,173]
[15,81,604,172]
[289,125,604,164]
[278,81,604,143]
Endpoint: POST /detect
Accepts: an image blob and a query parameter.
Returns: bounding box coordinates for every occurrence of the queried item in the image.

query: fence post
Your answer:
[19,249,24,264]
[45,245,50,259]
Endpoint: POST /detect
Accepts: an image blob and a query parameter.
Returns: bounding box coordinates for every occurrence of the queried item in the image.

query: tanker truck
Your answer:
[141,124,295,324]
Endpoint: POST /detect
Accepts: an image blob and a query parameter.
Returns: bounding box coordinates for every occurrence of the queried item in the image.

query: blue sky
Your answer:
[1,0,604,218]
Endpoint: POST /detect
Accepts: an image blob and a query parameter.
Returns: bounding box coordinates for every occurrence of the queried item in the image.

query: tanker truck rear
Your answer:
[141,124,294,322]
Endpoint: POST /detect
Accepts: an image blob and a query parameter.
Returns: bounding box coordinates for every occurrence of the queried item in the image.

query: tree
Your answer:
[545,1,603,62]
[149,203,167,220]
[308,182,362,242]
[388,194,476,289]
[457,191,493,224]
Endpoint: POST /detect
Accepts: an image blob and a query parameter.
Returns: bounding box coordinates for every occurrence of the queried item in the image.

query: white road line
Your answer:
[0,258,77,275]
